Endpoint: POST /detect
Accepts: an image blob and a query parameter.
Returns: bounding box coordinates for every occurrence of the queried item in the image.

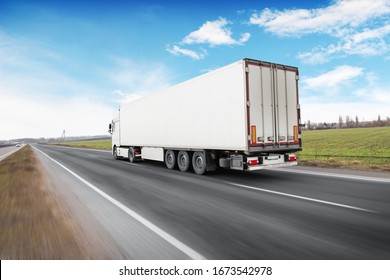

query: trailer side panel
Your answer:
[119,60,248,151]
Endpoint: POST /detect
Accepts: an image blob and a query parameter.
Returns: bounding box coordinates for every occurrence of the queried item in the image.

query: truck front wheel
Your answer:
[178,151,191,172]
[192,151,206,175]
[113,146,118,160]
[165,150,176,169]
[128,148,135,163]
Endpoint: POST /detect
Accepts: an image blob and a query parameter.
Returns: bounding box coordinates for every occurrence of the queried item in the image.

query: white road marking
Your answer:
[48,144,144,166]
[0,146,23,161]
[0,150,17,161]
[228,182,378,214]
[273,168,390,184]
[33,146,205,260]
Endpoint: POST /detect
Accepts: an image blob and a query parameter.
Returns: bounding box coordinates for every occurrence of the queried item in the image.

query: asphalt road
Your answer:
[0,145,23,161]
[33,144,390,260]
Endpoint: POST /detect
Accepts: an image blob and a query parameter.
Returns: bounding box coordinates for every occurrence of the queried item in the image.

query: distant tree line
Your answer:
[304,115,390,130]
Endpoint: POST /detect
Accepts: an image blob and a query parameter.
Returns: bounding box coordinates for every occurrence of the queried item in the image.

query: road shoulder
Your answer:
[32,146,124,259]
[280,165,390,181]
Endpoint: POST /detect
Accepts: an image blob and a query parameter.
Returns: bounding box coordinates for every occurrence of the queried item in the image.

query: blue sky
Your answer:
[1,0,389,139]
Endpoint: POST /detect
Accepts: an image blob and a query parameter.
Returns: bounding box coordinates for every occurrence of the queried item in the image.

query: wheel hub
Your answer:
[195,156,203,168]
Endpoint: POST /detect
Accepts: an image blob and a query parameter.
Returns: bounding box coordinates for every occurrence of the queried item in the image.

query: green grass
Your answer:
[54,139,111,150]
[298,127,390,171]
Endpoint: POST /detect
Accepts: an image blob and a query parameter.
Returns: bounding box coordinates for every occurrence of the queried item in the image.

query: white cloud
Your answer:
[297,49,330,64]
[0,42,114,139]
[301,80,390,123]
[250,0,390,63]
[238,32,251,44]
[351,25,390,44]
[182,17,250,46]
[250,0,390,37]
[109,57,170,89]
[108,57,172,104]
[0,92,113,139]
[299,65,390,123]
[166,45,206,60]
[342,25,390,55]
[354,84,390,104]
[0,32,174,139]
[298,24,390,64]
[301,100,390,123]
[167,17,250,59]
[302,65,363,89]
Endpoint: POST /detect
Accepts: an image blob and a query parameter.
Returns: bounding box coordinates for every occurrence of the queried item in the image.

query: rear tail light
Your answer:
[288,155,297,162]
[248,159,259,166]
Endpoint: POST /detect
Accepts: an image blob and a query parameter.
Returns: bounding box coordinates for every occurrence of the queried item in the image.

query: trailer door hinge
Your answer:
[247,101,251,107]
[245,67,249,73]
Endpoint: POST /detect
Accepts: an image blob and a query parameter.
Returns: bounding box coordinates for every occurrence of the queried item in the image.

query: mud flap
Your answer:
[206,151,217,172]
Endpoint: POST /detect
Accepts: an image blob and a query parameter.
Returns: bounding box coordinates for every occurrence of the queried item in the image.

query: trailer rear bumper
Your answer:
[227,153,298,171]
[246,161,297,171]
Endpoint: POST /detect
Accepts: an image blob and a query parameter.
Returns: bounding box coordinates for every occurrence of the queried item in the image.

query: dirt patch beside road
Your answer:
[0,145,118,259]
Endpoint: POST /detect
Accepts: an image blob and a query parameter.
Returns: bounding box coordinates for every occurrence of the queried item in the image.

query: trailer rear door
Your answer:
[246,59,301,152]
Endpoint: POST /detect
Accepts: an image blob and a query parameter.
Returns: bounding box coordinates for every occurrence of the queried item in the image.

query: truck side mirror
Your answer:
[108,123,112,134]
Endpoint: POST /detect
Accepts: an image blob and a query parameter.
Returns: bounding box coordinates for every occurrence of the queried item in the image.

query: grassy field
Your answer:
[55,139,111,150]
[298,127,390,172]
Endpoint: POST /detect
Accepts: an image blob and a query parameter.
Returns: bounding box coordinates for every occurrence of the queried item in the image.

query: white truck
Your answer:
[109,58,302,175]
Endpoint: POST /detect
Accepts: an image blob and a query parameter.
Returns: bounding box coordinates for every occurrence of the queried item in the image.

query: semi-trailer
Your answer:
[109,58,302,175]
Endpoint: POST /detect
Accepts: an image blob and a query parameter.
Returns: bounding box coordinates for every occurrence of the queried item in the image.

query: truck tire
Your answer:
[165,150,176,169]
[128,148,135,163]
[192,151,206,175]
[177,151,191,172]
[113,146,118,160]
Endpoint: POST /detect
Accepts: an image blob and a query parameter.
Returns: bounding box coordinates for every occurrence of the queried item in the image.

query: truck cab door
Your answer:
[111,120,120,147]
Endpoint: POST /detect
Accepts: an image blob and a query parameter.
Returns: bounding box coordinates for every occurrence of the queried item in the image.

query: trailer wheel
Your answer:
[178,151,191,172]
[128,148,135,163]
[113,146,118,160]
[192,151,206,175]
[165,150,176,169]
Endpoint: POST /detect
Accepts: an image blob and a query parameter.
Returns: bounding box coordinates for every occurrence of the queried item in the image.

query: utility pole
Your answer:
[60,130,66,142]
